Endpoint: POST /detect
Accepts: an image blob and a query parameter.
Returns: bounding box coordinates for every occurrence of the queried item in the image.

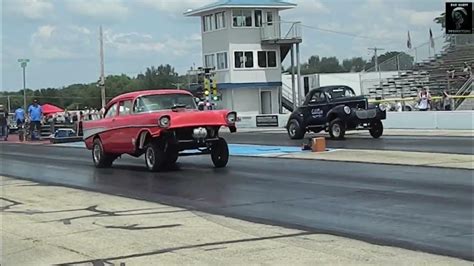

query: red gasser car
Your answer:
[83,90,237,171]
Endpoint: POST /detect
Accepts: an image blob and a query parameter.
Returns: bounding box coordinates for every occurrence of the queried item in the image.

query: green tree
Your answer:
[342,57,367,72]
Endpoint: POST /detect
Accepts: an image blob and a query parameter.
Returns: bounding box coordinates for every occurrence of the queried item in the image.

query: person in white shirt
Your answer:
[417,88,431,111]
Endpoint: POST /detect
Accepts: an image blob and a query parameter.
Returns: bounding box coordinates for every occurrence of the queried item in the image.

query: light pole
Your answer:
[17,59,30,110]
[172,83,183,90]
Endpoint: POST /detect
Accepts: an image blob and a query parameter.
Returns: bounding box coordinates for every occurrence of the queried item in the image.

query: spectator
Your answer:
[442,90,452,111]
[462,62,472,78]
[417,88,431,111]
[28,99,43,140]
[0,107,8,141]
[14,106,25,127]
[447,65,456,79]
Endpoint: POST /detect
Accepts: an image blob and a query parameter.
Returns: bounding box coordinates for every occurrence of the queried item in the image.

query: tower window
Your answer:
[257,51,277,68]
[234,51,254,68]
[233,10,252,27]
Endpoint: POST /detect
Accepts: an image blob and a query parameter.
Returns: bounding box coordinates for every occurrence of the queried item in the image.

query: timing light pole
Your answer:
[17,58,30,111]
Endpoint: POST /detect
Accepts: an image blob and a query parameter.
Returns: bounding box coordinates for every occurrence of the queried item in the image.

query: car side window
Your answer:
[309,92,326,104]
[119,100,132,116]
[104,103,118,118]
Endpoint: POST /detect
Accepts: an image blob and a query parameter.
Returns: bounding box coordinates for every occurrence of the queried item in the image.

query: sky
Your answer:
[1,0,446,91]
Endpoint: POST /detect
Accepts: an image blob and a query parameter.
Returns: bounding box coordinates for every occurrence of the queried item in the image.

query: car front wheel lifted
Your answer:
[369,120,384,138]
[211,138,229,168]
[287,119,305,139]
[329,118,346,140]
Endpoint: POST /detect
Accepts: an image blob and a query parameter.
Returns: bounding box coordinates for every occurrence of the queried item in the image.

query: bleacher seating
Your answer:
[368,44,474,99]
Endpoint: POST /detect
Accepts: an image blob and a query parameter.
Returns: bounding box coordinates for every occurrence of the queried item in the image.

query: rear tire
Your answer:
[211,138,229,168]
[287,119,305,140]
[144,142,165,172]
[369,120,384,138]
[92,138,115,168]
[329,118,346,140]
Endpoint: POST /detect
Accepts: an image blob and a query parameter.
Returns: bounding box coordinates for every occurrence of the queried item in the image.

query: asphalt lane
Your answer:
[221,132,474,155]
[0,143,472,260]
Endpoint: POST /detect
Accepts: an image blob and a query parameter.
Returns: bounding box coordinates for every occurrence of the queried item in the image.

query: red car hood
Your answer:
[163,109,230,128]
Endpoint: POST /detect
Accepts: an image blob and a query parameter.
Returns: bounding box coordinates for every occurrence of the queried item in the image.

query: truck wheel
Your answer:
[92,138,115,168]
[329,118,346,140]
[369,120,384,138]
[211,138,229,168]
[144,142,165,172]
[287,119,305,139]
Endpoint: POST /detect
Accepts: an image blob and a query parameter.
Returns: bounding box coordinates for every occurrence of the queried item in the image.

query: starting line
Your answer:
[52,142,307,156]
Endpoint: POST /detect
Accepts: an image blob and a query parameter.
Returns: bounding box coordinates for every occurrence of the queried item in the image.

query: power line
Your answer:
[299,24,391,41]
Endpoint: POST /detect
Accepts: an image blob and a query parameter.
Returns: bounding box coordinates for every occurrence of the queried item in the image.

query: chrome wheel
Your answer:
[93,142,101,163]
[146,147,155,169]
[289,123,297,137]
[332,124,341,138]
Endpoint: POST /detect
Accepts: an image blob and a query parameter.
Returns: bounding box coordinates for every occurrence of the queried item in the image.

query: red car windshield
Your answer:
[134,94,197,113]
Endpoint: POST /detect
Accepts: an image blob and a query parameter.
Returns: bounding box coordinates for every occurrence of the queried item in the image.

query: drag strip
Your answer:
[221,132,474,155]
[0,143,472,260]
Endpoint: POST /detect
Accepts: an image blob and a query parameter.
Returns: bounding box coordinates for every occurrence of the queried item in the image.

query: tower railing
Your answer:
[261,21,302,42]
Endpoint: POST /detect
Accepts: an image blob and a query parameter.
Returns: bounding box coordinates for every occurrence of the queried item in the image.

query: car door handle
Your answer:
[112,118,116,122]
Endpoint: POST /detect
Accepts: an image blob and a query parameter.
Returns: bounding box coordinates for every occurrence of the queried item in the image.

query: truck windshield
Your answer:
[327,87,356,100]
[134,94,197,113]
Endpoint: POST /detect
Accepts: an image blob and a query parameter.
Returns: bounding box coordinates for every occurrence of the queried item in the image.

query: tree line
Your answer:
[288,51,414,75]
[1,51,414,111]
[0,64,187,111]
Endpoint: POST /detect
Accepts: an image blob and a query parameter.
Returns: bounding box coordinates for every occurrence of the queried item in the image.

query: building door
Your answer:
[261,91,272,114]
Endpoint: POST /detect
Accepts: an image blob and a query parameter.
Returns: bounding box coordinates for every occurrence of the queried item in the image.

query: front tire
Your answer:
[369,120,384,138]
[211,138,229,168]
[165,145,179,166]
[287,119,305,139]
[92,138,116,168]
[144,142,165,172]
[329,118,346,140]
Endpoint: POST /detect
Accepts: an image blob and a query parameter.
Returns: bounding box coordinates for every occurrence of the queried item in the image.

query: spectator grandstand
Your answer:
[368,44,473,110]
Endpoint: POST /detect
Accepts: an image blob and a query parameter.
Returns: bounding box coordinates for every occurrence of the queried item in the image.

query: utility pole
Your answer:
[7,96,11,112]
[368,47,384,91]
[17,59,30,111]
[172,83,183,90]
[99,26,106,108]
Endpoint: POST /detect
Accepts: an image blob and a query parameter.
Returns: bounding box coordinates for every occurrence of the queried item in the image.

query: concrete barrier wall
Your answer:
[384,111,473,130]
[236,111,473,130]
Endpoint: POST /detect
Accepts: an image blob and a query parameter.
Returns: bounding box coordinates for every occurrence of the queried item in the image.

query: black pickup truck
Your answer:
[286,85,386,140]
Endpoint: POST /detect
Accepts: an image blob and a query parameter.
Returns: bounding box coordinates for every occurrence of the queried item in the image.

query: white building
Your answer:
[185,0,302,115]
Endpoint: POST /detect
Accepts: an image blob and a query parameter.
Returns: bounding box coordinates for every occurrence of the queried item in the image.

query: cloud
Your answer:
[65,0,129,21]
[4,0,54,20]
[137,0,215,13]
[396,9,443,27]
[104,30,201,57]
[30,25,94,60]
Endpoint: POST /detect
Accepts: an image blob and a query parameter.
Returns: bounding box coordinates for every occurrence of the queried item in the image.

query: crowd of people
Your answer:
[0,99,103,142]
[446,62,473,80]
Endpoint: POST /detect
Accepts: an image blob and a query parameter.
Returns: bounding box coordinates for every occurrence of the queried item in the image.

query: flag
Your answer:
[429,28,435,49]
[407,31,412,49]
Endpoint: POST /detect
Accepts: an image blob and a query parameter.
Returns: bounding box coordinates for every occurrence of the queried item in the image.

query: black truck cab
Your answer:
[286,85,386,140]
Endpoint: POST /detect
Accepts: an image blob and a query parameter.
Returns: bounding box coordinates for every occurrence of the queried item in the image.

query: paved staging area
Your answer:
[0,143,472,261]
[51,142,473,169]
[273,149,473,169]
[1,176,469,266]
[221,131,474,155]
